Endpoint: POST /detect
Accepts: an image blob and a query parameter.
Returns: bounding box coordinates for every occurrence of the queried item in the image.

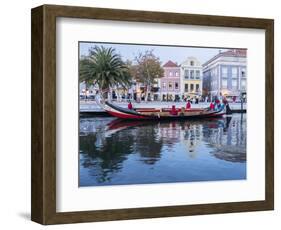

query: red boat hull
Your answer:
[104,102,225,120]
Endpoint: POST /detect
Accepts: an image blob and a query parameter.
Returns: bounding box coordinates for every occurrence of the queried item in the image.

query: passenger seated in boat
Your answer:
[215,99,221,110]
[217,103,221,110]
[180,107,185,115]
[186,100,191,109]
[209,102,215,110]
[128,101,133,110]
[170,105,178,115]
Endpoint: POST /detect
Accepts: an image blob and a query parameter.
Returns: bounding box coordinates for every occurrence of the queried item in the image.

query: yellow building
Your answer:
[180,57,203,99]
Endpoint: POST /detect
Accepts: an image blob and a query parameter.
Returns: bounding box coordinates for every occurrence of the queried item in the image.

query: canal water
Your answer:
[79,114,246,186]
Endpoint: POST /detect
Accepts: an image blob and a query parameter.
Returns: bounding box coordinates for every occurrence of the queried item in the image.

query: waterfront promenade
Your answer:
[80,100,247,113]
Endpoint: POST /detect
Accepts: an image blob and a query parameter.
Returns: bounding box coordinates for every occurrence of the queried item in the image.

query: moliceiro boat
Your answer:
[98,100,225,120]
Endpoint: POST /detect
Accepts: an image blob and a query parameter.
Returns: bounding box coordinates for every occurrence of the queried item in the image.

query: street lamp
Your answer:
[240,92,243,111]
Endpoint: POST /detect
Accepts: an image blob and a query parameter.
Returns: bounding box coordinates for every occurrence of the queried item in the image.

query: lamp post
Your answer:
[85,89,89,101]
[240,92,243,112]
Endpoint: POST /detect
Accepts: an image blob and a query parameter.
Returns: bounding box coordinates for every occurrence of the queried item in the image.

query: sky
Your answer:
[79,42,231,66]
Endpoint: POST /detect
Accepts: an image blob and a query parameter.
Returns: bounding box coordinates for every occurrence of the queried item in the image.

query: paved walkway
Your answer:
[80,100,247,112]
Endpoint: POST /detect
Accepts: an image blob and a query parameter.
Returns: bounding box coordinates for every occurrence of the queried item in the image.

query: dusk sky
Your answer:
[79,42,231,65]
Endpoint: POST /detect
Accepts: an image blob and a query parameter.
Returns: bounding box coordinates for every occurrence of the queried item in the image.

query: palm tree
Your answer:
[79,46,132,100]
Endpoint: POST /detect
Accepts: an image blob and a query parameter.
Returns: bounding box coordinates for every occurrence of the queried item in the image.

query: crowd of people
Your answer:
[128,96,229,113]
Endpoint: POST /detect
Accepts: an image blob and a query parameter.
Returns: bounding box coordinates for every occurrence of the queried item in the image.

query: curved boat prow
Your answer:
[105,101,150,119]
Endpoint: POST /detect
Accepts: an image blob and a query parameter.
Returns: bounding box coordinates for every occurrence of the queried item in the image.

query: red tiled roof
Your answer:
[163,60,178,67]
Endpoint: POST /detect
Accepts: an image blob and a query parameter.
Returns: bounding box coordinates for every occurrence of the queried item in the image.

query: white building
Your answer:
[180,57,203,99]
[202,49,247,100]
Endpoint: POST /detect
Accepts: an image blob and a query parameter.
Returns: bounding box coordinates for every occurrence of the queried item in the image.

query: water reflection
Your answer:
[79,114,246,186]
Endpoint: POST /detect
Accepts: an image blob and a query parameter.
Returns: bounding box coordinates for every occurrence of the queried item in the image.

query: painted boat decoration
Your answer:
[102,101,225,120]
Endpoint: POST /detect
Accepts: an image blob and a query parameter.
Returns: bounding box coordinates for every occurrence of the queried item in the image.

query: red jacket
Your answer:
[210,102,215,110]
[128,103,133,110]
[170,105,178,115]
[186,102,191,109]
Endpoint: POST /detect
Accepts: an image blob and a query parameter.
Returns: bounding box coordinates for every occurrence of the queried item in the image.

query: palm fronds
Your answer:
[79,46,132,92]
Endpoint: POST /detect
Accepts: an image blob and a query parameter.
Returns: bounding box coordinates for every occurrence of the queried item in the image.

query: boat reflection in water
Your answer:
[79,114,246,186]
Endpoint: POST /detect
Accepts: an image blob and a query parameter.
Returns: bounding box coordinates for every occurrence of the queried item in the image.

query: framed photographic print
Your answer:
[31,4,274,225]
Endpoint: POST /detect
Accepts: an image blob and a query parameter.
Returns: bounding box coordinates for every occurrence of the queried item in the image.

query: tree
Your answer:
[79,46,132,99]
[79,57,93,91]
[133,50,164,101]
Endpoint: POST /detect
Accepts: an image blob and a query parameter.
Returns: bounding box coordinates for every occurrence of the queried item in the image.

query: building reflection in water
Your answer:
[79,114,246,186]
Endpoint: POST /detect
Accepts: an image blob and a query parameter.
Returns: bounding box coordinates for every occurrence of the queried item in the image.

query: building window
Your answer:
[184,70,189,79]
[232,79,237,89]
[162,82,166,89]
[175,82,179,89]
[190,61,194,66]
[190,84,194,92]
[175,71,179,77]
[168,82,173,89]
[196,70,200,79]
[232,67,237,78]
[190,70,194,79]
[241,80,246,90]
[211,69,214,77]
[196,84,200,92]
[185,84,188,92]
[222,67,228,78]
[241,68,246,78]
[222,79,227,88]
[211,80,216,91]
[169,71,173,77]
